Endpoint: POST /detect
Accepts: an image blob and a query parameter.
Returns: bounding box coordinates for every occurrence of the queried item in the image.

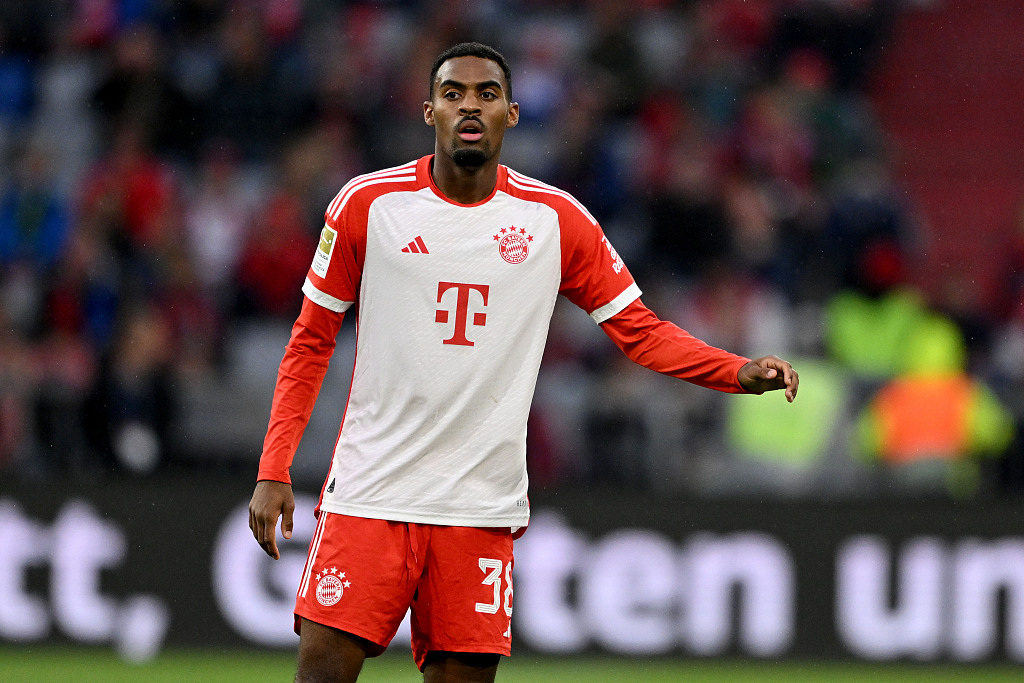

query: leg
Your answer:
[292,515,420,681]
[422,651,500,683]
[295,617,373,683]
[410,526,513,675]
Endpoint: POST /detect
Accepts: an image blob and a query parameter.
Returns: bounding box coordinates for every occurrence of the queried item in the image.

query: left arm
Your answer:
[600,298,799,401]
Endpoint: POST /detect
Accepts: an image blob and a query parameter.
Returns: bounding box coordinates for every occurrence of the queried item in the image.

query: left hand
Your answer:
[738,355,799,402]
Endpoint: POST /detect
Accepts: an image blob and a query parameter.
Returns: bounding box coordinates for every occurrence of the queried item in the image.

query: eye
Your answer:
[481,91,497,100]
[443,90,460,100]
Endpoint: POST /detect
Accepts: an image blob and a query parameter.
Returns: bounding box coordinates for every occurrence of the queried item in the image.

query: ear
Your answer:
[424,101,435,127]
[506,102,519,129]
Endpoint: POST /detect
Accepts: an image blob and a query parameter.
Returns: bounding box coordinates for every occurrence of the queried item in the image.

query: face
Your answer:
[424,56,519,168]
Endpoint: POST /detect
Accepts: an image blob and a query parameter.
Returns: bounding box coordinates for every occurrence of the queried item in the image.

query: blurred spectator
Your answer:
[666,260,791,358]
[85,302,176,475]
[584,0,645,118]
[640,97,731,282]
[159,197,226,378]
[235,188,314,319]
[28,29,101,199]
[0,21,36,153]
[184,141,257,302]
[987,198,1024,492]
[731,84,816,190]
[91,22,201,159]
[823,238,927,380]
[0,314,32,470]
[0,144,71,273]
[854,314,1015,496]
[47,212,122,353]
[724,357,850,495]
[0,144,72,348]
[205,7,311,162]
[823,160,912,290]
[29,310,97,473]
[233,132,323,319]
[766,0,894,91]
[78,122,176,256]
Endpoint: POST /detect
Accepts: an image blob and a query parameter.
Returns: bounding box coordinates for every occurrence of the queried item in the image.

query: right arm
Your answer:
[249,296,344,559]
[249,178,367,559]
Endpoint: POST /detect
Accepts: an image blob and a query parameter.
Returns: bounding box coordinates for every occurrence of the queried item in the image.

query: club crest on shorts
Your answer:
[494,226,533,264]
[314,566,351,606]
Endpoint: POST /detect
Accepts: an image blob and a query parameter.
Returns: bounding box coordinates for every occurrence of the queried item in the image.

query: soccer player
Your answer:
[248,42,798,683]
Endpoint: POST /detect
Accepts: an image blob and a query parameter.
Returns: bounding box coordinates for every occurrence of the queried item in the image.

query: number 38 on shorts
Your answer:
[475,558,513,617]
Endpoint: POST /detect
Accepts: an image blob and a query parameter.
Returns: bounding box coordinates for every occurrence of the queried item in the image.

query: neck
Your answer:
[430,150,501,204]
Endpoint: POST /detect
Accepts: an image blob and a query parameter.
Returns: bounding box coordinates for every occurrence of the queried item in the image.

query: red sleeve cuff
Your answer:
[256,470,292,485]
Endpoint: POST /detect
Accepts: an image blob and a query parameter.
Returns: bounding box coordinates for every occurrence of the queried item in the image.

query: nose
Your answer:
[459,94,481,115]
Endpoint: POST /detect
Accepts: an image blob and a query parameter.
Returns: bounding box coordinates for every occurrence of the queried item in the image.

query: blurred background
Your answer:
[1,0,1022,495]
[2,0,1024,675]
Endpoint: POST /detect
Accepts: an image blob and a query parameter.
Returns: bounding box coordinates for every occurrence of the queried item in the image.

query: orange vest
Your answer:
[873,375,973,464]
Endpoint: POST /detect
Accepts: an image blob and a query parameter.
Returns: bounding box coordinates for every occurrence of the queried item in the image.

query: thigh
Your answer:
[295,513,418,652]
[410,526,514,671]
[422,651,500,683]
[295,618,372,683]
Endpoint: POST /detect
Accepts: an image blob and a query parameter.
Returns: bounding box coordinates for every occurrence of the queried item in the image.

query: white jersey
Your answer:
[301,156,640,528]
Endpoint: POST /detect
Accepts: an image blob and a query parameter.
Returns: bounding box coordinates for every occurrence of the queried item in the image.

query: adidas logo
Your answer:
[401,236,429,254]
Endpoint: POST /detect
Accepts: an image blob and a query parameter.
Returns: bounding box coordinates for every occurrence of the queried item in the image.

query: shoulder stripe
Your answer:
[326,161,419,218]
[505,169,598,226]
[328,173,418,220]
[326,161,418,217]
[326,162,416,216]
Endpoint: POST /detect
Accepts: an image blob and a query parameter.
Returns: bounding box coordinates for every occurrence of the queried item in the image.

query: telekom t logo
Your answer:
[435,281,490,346]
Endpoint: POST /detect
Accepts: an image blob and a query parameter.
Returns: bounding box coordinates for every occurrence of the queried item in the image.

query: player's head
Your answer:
[425,42,518,169]
[428,42,512,100]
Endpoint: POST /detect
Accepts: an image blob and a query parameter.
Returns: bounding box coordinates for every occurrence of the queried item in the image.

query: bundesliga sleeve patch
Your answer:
[312,225,337,278]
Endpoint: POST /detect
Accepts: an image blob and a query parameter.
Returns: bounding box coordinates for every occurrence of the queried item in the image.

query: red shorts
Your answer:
[294,513,514,670]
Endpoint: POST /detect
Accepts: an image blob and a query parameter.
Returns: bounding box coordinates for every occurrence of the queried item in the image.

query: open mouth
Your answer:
[457,119,484,142]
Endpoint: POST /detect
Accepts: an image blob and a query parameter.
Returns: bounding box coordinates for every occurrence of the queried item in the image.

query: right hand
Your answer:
[248,480,295,560]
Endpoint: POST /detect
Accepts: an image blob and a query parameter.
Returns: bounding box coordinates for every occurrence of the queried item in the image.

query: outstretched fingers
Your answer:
[780,360,799,402]
[742,355,799,401]
[764,355,799,402]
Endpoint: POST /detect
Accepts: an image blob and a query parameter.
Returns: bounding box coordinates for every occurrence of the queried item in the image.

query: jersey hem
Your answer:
[318,501,531,529]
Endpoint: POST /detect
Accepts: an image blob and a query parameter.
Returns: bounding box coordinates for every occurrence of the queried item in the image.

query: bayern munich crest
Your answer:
[494,226,534,264]
[314,566,351,607]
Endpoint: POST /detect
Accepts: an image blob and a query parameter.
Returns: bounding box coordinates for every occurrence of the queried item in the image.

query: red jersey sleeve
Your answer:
[301,182,369,312]
[557,206,641,322]
[257,296,345,483]
[600,298,751,393]
[502,167,639,320]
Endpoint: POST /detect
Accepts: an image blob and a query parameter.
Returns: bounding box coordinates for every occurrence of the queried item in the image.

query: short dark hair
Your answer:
[428,42,512,99]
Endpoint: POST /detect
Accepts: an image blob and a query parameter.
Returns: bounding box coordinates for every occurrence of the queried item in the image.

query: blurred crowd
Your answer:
[0,0,1021,498]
